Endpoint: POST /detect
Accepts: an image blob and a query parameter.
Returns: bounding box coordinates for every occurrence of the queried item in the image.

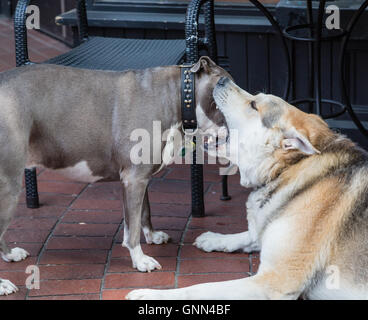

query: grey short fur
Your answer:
[0,56,230,294]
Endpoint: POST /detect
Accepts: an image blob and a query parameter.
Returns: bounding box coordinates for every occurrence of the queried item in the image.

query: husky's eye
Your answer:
[250,101,258,111]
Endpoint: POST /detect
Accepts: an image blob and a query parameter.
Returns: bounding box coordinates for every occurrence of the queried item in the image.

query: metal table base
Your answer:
[220,0,368,201]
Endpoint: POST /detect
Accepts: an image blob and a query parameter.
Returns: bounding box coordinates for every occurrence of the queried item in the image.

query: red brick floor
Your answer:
[0,18,257,300]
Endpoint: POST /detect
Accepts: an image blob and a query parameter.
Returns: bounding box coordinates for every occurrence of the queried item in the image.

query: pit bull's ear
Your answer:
[282,127,320,155]
[191,56,216,73]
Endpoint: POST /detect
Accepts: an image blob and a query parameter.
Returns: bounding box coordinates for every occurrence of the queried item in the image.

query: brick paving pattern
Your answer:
[0,18,257,300]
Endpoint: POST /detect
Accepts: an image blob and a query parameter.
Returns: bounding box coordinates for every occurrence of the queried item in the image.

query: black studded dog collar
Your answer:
[180,64,197,131]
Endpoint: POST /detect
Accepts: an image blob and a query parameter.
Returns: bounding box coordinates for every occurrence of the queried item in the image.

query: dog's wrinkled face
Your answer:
[213,78,327,188]
[191,57,232,133]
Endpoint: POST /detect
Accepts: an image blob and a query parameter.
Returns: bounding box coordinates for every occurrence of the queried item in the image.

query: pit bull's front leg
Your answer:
[141,190,170,245]
[0,176,30,295]
[120,167,162,272]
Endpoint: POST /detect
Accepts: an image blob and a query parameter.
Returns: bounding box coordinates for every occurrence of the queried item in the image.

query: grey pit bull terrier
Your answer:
[0,56,230,295]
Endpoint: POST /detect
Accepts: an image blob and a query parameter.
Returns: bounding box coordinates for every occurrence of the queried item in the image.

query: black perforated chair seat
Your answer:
[45,37,186,71]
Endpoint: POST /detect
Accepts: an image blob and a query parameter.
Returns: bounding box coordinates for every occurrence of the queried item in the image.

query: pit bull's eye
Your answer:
[250,101,258,111]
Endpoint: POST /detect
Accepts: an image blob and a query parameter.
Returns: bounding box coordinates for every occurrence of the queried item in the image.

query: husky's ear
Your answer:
[191,56,216,73]
[282,127,320,155]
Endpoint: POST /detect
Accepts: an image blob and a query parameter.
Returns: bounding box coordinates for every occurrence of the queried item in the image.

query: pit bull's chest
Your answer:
[53,161,105,183]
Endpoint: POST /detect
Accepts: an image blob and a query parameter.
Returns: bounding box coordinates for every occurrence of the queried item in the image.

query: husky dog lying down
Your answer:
[127,77,368,300]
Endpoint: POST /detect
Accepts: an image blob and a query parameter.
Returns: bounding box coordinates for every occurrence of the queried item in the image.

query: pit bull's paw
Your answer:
[150,231,170,245]
[194,231,239,253]
[1,247,29,262]
[143,228,170,245]
[126,289,165,300]
[133,255,162,272]
[0,279,18,296]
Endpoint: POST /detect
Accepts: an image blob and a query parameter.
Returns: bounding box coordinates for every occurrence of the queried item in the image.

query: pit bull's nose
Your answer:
[217,77,230,87]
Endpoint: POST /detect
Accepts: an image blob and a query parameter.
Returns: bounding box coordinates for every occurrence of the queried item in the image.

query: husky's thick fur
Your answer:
[127,77,368,300]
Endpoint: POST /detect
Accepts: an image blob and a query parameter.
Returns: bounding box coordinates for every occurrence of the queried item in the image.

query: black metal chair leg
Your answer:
[191,164,205,217]
[25,168,39,209]
[220,175,231,201]
[186,1,218,218]
[191,136,205,217]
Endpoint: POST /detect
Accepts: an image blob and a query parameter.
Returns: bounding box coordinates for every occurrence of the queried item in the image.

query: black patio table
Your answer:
[221,0,368,207]
[220,0,368,207]
[248,0,368,137]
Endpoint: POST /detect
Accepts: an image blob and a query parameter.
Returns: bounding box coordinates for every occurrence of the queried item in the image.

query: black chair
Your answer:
[14,0,228,217]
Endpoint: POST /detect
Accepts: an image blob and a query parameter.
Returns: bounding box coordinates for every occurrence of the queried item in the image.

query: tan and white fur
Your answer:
[127,77,368,300]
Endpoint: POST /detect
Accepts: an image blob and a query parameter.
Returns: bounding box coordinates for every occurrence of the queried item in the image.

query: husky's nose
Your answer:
[217,77,230,87]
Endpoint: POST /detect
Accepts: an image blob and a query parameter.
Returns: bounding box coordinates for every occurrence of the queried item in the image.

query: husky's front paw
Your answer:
[1,247,29,262]
[0,279,18,296]
[194,231,239,252]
